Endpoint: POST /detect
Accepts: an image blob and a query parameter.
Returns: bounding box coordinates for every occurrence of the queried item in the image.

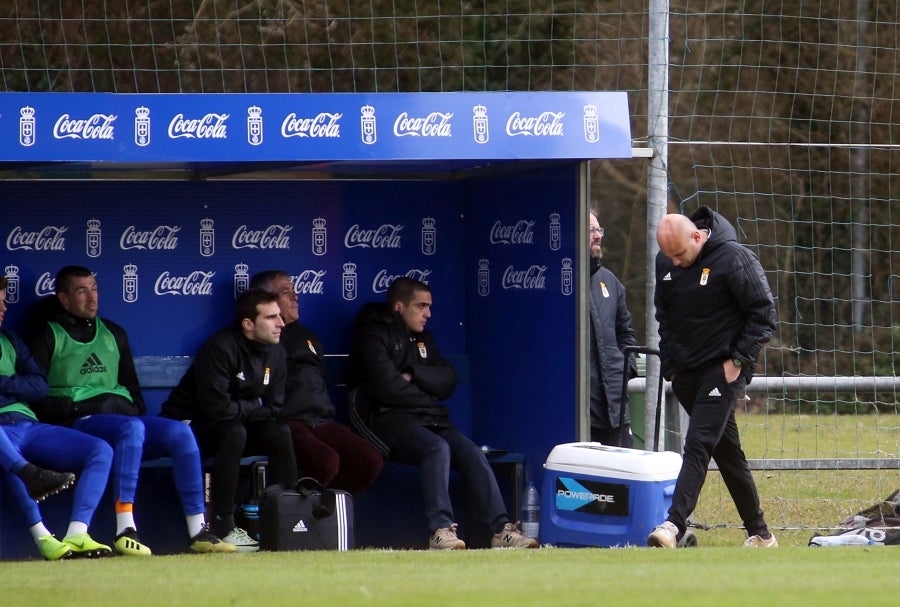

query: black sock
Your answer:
[212,514,235,538]
[16,463,39,482]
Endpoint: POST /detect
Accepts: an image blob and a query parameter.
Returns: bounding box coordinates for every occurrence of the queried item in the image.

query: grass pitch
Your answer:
[5,546,894,607]
[11,413,899,606]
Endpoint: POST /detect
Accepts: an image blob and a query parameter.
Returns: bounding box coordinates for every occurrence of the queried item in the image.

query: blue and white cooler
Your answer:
[540,442,683,547]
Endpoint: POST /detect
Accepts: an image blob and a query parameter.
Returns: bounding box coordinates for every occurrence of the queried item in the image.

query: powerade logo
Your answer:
[554,477,628,517]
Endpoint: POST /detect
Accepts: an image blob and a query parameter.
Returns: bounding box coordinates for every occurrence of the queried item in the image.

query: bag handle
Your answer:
[294,476,325,495]
[294,476,334,519]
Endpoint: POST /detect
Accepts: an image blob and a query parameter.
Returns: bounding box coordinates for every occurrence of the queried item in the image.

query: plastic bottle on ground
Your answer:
[808,534,880,547]
[521,482,540,539]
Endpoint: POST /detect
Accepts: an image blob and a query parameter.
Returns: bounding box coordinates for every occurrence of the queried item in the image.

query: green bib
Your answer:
[0,333,38,419]
[47,318,132,404]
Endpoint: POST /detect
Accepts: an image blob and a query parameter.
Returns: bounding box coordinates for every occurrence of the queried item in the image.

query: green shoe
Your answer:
[37,535,72,561]
[63,532,112,558]
[114,527,152,556]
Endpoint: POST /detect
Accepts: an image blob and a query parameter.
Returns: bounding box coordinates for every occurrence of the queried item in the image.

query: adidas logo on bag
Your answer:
[292,520,308,533]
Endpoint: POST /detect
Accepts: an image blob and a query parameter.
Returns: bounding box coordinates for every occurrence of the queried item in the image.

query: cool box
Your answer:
[540,442,682,547]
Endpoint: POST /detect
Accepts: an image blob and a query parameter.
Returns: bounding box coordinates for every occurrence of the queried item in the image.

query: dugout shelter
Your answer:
[0,91,634,554]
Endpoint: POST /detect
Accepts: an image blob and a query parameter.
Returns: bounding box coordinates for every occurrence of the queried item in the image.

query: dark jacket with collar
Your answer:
[589,263,637,429]
[654,206,776,381]
[279,321,335,425]
[348,302,457,453]
[161,326,286,424]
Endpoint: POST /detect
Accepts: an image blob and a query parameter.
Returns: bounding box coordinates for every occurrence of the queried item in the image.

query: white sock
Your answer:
[65,521,88,538]
[186,513,205,539]
[29,522,52,542]
[116,511,137,534]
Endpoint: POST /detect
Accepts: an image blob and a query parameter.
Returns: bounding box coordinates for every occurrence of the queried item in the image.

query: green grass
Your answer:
[737,411,900,460]
[6,547,897,607]
[691,413,900,546]
[10,412,900,605]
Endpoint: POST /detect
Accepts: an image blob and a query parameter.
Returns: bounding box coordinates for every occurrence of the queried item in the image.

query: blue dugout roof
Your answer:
[0,91,632,177]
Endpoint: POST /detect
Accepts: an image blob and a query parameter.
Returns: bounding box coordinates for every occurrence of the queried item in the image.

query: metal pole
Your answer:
[645,0,669,450]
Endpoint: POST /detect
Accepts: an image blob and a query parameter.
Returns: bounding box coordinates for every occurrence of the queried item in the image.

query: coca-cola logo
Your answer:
[7,226,67,251]
[290,270,327,295]
[502,265,547,290]
[35,272,56,296]
[489,220,535,245]
[505,111,565,137]
[232,224,293,250]
[154,271,214,296]
[53,113,117,140]
[344,224,403,249]
[372,269,432,293]
[168,113,229,139]
[393,112,453,137]
[120,225,181,250]
[281,113,342,138]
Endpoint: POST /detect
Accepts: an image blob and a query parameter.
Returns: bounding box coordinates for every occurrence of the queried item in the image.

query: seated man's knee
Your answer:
[421,437,452,466]
[88,439,114,466]
[117,417,145,445]
[306,450,340,484]
[216,421,248,451]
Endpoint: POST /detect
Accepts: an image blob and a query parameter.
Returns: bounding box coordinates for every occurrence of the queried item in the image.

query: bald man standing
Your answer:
[647,207,777,549]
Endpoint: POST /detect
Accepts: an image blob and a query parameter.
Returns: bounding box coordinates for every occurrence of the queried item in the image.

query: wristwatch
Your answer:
[731,358,743,367]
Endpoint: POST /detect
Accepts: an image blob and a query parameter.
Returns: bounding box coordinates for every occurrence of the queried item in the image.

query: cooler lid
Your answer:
[544,442,683,476]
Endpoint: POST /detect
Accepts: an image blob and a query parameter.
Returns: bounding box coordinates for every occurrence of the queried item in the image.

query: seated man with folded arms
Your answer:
[349,277,536,550]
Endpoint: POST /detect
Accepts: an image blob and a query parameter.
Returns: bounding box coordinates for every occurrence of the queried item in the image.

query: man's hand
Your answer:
[723,358,742,383]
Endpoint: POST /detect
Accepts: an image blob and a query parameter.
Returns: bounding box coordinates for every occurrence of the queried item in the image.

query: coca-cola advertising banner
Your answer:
[0,91,631,162]
[1,179,468,357]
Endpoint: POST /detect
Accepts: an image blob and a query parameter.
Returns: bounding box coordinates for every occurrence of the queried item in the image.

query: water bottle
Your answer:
[808,534,880,547]
[521,483,541,540]
[240,502,260,540]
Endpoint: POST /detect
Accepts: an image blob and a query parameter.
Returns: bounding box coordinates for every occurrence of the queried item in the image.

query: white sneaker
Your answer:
[647,521,678,548]
[221,527,259,552]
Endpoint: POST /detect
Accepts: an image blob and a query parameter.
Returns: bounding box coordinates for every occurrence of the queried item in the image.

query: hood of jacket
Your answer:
[354,301,407,335]
[690,206,738,260]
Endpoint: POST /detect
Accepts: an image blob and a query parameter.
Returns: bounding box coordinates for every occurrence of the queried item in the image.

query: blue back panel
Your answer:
[1,164,580,486]
[464,164,579,484]
[1,180,466,356]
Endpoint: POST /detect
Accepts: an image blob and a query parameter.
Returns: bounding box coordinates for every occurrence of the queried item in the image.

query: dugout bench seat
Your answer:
[0,353,524,558]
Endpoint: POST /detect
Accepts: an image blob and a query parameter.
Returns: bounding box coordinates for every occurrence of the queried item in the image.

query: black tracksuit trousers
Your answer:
[667,363,769,539]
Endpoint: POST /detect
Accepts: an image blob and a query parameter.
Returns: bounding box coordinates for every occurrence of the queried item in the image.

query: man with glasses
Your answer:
[588,210,637,447]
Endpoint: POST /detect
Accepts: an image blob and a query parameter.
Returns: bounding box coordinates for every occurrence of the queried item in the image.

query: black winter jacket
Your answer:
[589,264,637,429]
[348,302,457,452]
[654,206,776,380]
[161,326,286,424]
[279,321,335,425]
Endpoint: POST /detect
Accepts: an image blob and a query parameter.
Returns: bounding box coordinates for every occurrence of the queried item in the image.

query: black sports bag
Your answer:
[259,477,354,551]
